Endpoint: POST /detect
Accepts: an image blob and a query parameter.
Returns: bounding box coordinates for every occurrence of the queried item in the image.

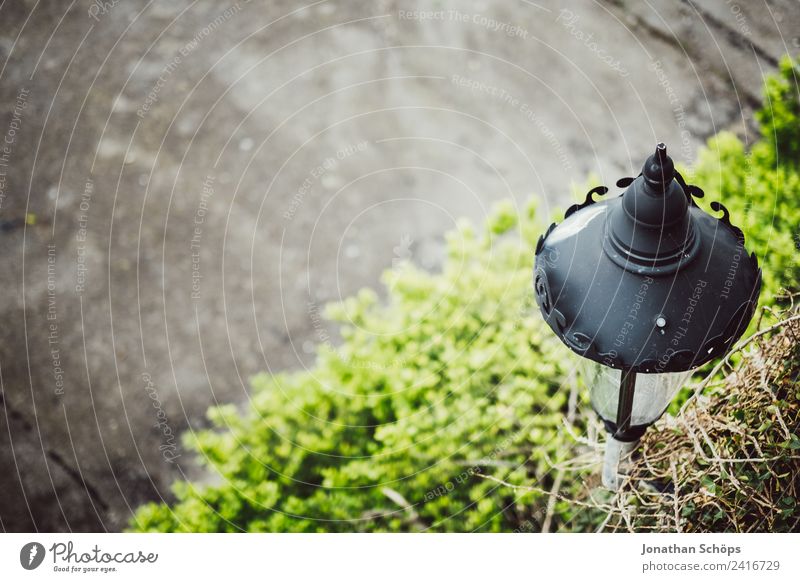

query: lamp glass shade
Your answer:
[584,363,691,427]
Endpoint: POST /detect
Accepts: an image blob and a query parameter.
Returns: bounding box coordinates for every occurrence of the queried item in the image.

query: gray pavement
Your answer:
[0,0,797,531]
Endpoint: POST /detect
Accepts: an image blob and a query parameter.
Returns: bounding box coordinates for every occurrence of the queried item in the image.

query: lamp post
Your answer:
[533,143,761,489]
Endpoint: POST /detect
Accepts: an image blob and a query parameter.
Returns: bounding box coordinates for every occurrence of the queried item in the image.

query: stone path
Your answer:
[0,0,797,531]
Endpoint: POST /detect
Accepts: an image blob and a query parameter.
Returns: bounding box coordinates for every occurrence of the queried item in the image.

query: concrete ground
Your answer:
[0,0,797,531]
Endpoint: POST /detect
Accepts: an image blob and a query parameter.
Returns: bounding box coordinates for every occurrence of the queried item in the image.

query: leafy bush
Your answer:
[133,201,583,532]
[131,57,800,532]
[686,55,800,305]
[756,55,800,164]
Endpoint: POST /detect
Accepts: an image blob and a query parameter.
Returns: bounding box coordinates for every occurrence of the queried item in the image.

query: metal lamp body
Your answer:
[533,144,761,444]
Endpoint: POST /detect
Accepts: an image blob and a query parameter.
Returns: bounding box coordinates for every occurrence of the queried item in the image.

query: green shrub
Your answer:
[756,55,800,164]
[686,132,800,306]
[131,58,800,533]
[132,202,583,532]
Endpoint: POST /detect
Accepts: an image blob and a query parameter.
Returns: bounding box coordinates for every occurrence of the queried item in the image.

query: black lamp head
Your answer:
[533,143,761,374]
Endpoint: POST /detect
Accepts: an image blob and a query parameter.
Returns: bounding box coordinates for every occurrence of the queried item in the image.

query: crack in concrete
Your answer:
[0,391,110,514]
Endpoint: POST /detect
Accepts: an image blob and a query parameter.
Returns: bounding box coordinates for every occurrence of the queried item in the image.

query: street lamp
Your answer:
[533,143,761,489]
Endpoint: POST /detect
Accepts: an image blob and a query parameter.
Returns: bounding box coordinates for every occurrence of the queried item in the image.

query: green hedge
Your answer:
[133,200,580,532]
[131,57,800,533]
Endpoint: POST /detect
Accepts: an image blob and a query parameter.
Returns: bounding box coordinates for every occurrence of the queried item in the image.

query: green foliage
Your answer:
[679,55,800,307]
[685,131,800,306]
[756,55,800,164]
[133,201,581,532]
[131,57,800,533]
